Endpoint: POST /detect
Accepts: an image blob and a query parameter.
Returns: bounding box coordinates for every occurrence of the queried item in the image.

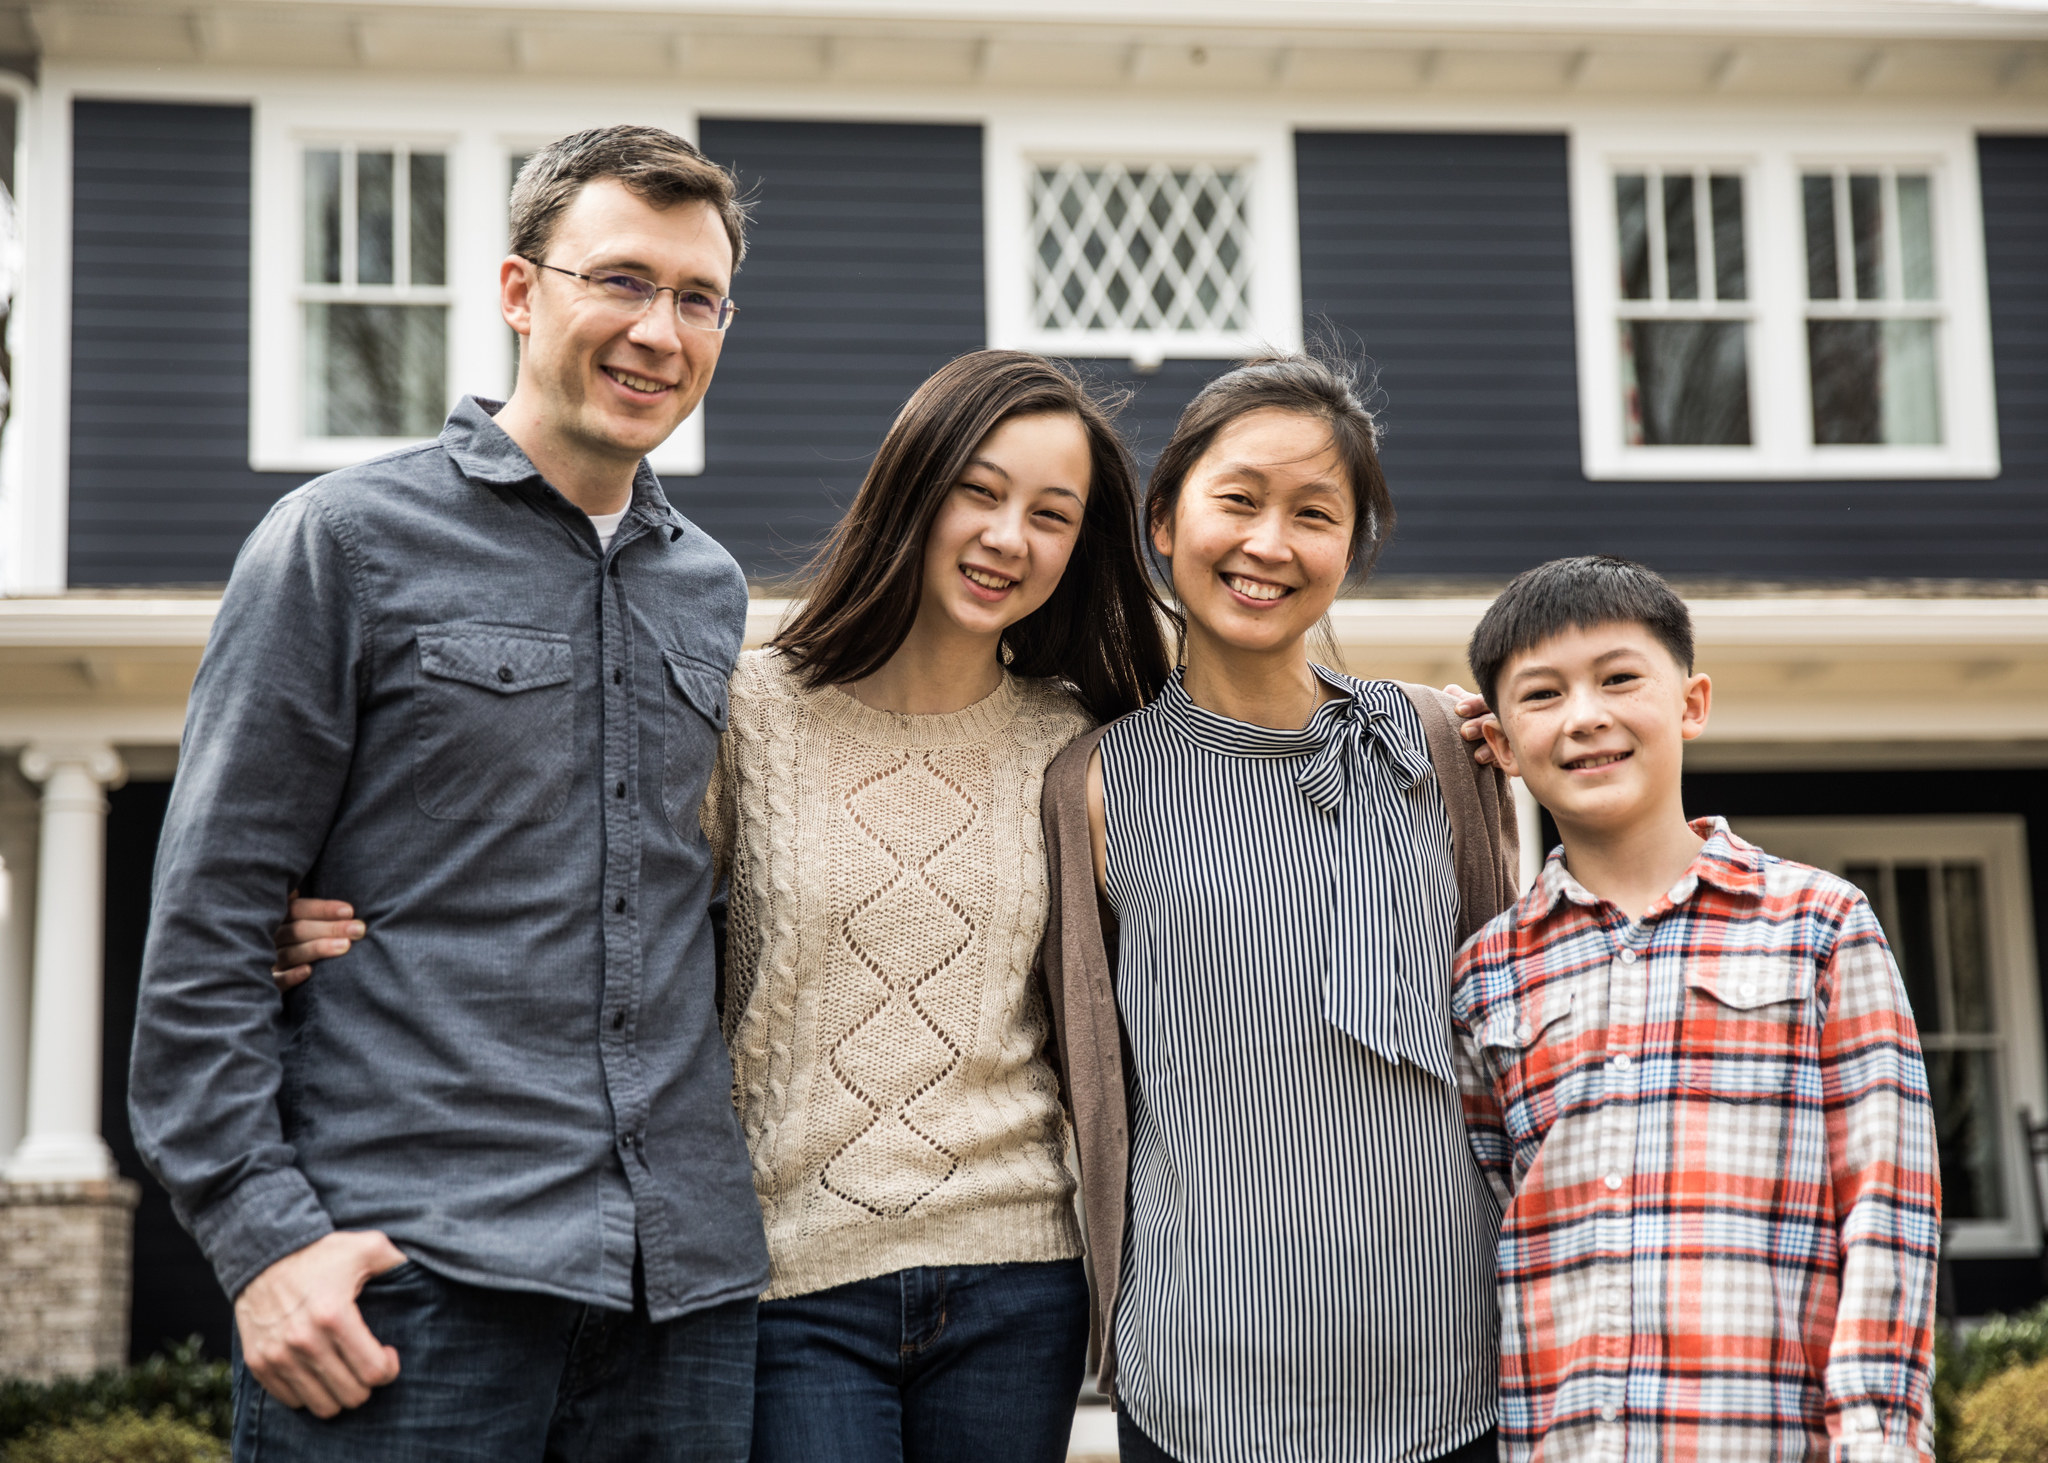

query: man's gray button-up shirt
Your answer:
[129,397,770,1319]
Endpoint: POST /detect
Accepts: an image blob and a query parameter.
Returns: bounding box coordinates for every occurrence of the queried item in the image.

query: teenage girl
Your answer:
[274,349,1171,1463]
[1037,353,1520,1463]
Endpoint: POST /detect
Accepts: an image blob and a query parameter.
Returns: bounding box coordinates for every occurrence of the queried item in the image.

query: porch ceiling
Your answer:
[14,0,2048,96]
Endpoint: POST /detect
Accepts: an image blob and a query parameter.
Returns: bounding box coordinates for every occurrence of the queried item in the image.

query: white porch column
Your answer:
[4,743,124,1182]
[1511,776,1545,894]
[0,767,39,1157]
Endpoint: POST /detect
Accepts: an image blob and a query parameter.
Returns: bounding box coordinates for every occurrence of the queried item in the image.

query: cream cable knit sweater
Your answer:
[703,649,1092,1300]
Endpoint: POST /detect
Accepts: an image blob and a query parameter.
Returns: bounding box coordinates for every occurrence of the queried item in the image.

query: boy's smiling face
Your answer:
[1481,620,1712,839]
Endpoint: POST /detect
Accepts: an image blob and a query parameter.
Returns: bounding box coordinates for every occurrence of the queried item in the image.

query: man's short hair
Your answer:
[509,125,748,271]
[1467,555,1695,707]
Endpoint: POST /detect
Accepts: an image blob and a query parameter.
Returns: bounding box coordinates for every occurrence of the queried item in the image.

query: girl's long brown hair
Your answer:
[772,350,1171,723]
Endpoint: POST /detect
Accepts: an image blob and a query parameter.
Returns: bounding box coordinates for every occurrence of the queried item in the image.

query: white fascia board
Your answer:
[227,0,2048,44]
[0,596,221,647]
[742,594,2048,656]
[0,704,195,746]
[1319,596,2048,656]
[47,63,2048,134]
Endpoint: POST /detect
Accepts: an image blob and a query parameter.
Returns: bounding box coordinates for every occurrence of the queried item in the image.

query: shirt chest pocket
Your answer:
[1677,961,1812,1096]
[661,651,729,841]
[1476,985,1578,1120]
[412,624,574,823]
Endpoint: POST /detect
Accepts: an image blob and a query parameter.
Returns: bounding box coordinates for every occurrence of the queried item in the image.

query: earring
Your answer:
[1000,639,1016,667]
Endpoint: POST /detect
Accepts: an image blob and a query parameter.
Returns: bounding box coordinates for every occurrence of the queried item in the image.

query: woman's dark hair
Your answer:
[772,350,1172,722]
[1144,350,1395,585]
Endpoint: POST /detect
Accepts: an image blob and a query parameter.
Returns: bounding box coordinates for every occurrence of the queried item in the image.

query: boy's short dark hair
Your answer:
[509,125,748,270]
[1467,555,1694,707]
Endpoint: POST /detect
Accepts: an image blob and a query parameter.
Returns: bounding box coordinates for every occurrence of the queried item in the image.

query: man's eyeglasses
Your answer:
[521,257,738,333]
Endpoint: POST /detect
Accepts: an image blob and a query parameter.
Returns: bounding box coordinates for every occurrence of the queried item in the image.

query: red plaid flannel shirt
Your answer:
[1451,819,1940,1463]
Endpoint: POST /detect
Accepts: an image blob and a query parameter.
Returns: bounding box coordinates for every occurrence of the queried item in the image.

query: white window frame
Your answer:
[292,137,456,446]
[1730,816,2045,1258]
[251,98,705,476]
[1571,119,1999,481]
[985,113,1301,369]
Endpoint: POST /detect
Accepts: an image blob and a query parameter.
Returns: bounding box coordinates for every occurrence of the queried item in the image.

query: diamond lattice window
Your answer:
[1029,161,1253,336]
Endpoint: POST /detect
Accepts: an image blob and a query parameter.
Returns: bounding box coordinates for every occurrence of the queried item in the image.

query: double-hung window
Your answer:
[1614,169,1753,447]
[1800,167,1943,447]
[1572,121,1998,480]
[986,117,1301,369]
[300,145,450,440]
[1731,817,2046,1257]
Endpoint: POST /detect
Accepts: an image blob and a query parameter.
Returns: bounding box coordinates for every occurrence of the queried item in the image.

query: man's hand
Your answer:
[272,892,363,991]
[234,1230,407,1417]
[1443,683,1500,767]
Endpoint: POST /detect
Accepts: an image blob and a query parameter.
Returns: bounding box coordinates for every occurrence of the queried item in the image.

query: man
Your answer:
[129,125,768,1461]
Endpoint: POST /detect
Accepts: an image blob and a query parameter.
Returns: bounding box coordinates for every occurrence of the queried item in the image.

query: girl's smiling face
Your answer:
[1152,407,1356,658]
[917,411,1093,644]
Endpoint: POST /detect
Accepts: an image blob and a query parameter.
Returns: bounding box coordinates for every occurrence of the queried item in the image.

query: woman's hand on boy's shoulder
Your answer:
[1443,684,1500,767]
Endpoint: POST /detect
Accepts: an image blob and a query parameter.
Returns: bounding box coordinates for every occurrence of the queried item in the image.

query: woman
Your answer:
[1037,354,1520,1463]
[274,349,1172,1462]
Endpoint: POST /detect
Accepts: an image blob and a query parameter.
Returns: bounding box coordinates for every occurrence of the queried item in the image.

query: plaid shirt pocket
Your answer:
[1676,956,1815,1097]
[1479,983,1580,1138]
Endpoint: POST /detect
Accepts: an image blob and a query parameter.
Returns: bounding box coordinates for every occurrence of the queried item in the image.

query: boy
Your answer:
[1450,556,1939,1463]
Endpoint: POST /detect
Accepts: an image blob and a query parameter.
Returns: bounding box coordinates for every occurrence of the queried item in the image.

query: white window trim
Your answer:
[0,70,60,597]
[985,112,1302,368]
[250,97,705,477]
[1729,815,2045,1258]
[1571,119,2000,481]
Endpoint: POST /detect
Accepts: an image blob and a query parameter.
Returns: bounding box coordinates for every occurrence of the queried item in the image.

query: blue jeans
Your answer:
[232,1260,757,1462]
[752,1259,1089,1463]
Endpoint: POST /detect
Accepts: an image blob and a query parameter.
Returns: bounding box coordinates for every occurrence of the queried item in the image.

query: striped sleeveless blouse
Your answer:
[1099,666,1500,1463]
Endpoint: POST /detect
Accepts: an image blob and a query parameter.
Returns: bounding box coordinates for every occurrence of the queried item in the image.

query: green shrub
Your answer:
[1951,1301,2048,1394]
[2,1409,227,1463]
[1952,1356,2048,1463]
[0,1342,229,1445]
[1935,1323,1966,1463]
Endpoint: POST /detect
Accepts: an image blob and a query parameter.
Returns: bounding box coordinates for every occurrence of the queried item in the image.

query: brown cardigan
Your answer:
[1037,681,1521,1400]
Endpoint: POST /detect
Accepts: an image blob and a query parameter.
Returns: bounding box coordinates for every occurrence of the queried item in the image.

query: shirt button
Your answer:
[1517,1023,1533,1043]
[496,665,514,683]
[1740,981,1759,1000]
[1605,1173,1623,1190]
[615,781,626,798]
[610,1009,625,1031]
[1619,948,1638,965]
[1600,1405,1619,1423]
[613,897,626,914]
[612,668,623,685]
[1611,1053,1632,1070]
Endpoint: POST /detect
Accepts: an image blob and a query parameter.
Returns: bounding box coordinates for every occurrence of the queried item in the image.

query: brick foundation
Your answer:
[0,1178,140,1380]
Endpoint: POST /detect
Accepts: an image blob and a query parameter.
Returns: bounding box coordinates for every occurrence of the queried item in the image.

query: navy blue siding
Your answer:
[1981,135,2048,547]
[69,102,311,585]
[1295,130,2048,580]
[64,110,2048,586]
[693,119,986,580]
